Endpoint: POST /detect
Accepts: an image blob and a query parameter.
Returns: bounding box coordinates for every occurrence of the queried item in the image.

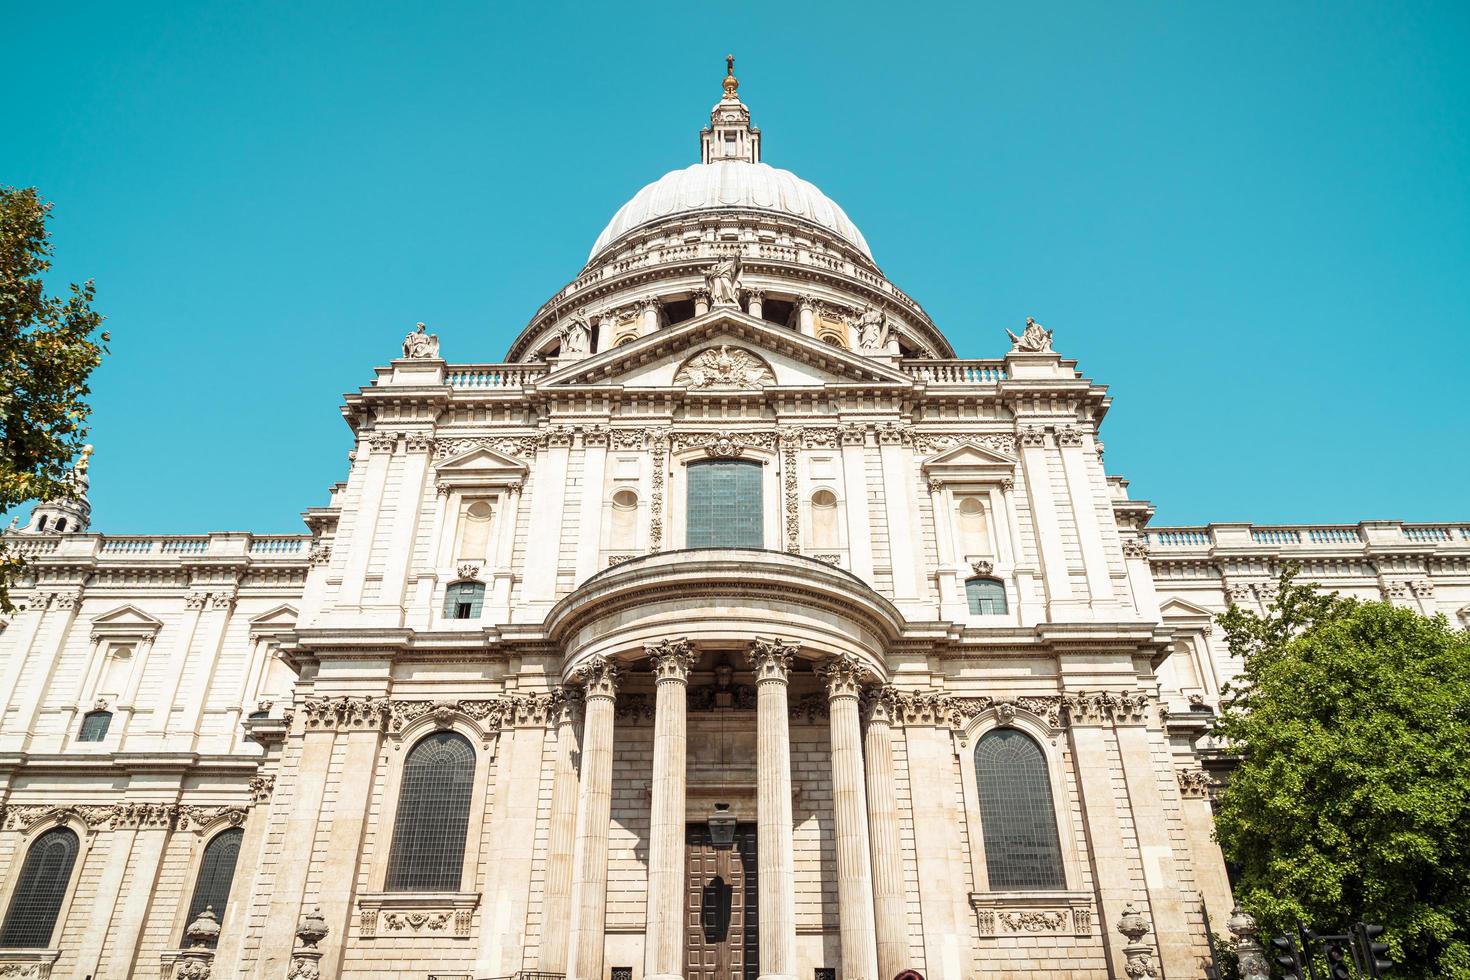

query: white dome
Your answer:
[589,161,873,262]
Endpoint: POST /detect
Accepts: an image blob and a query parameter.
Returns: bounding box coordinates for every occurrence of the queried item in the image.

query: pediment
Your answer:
[536,310,916,391]
[433,445,529,489]
[1159,597,1217,626]
[90,604,163,638]
[249,604,299,635]
[921,441,1017,484]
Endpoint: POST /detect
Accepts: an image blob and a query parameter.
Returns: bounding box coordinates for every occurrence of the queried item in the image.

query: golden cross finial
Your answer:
[723,53,739,98]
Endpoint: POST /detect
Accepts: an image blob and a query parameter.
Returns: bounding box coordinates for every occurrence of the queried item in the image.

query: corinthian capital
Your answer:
[746,637,798,683]
[573,656,622,699]
[819,653,867,700]
[646,638,696,682]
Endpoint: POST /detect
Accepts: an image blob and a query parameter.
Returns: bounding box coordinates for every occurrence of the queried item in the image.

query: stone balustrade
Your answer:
[900,359,1008,384]
[446,364,549,389]
[1146,521,1470,554]
[3,531,312,562]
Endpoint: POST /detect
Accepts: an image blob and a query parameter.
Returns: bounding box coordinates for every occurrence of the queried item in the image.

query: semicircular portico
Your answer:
[546,548,903,681]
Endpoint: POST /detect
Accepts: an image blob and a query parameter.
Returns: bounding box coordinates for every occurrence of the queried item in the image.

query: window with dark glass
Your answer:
[686,459,763,549]
[77,709,112,742]
[183,828,243,946]
[0,827,80,948]
[965,577,1008,615]
[442,582,485,620]
[975,730,1065,890]
[385,731,475,892]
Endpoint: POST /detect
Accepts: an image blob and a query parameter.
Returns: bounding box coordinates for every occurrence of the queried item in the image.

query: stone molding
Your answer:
[0,802,247,833]
[0,950,60,979]
[356,891,479,940]
[970,891,1094,939]
[295,695,582,735]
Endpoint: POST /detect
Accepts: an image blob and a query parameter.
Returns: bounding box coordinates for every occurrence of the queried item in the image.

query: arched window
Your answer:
[975,730,1065,891]
[53,518,67,532]
[965,578,1008,615]
[183,828,243,946]
[610,489,639,550]
[456,500,494,561]
[442,582,485,620]
[386,732,475,892]
[36,516,48,532]
[810,489,839,549]
[955,496,992,557]
[77,710,112,742]
[686,459,763,549]
[0,828,80,948]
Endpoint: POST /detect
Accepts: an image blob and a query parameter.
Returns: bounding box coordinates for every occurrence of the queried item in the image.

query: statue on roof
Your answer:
[559,311,591,355]
[857,305,889,351]
[1006,316,1054,354]
[402,322,440,359]
[706,254,743,308]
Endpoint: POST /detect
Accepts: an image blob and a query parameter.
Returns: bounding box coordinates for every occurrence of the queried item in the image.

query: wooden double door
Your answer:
[684,823,759,980]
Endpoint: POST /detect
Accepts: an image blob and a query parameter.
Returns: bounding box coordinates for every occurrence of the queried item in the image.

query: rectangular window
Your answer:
[687,460,763,549]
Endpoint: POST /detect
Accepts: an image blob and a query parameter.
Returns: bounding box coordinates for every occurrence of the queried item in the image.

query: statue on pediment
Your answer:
[857,305,889,351]
[705,254,743,308]
[402,322,440,359]
[1006,316,1053,354]
[674,345,773,390]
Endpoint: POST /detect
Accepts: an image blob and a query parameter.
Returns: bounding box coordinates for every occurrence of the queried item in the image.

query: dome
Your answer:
[588,161,873,263]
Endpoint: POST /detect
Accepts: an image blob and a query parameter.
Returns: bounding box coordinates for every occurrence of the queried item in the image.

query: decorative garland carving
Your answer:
[1018,426,1048,449]
[780,430,801,553]
[671,429,777,456]
[875,421,912,446]
[0,802,247,833]
[648,429,668,553]
[1054,426,1085,448]
[911,432,1018,456]
[1062,691,1152,726]
[249,775,276,803]
[614,692,655,721]
[432,435,538,462]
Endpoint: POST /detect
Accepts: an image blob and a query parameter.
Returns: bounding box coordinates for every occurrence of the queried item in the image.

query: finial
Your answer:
[723,54,739,99]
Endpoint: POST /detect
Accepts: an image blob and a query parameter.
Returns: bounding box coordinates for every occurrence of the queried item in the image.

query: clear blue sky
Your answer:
[4,1,1467,532]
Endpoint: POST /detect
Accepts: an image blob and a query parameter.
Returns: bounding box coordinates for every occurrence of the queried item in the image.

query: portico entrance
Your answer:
[684,823,759,980]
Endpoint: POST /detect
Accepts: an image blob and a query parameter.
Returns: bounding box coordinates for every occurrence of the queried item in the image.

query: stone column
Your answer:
[539,689,584,974]
[646,639,696,980]
[821,656,879,980]
[862,688,909,980]
[747,289,765,319]
[747,638,798,980]
[567,657,620,980]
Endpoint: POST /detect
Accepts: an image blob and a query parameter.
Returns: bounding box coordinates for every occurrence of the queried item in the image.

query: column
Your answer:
[336,431,395,609]
[567,657,620,980]
[646,639,695,980]
[747,289,765,319]
[797,296,817,337]
[1055,426,1115,605]
[903,701,969,980]
[747,638,798,980]
[862,689,910,980]
[540,690,584,974]
[1017,426,1073,608]
[821,656,879,980]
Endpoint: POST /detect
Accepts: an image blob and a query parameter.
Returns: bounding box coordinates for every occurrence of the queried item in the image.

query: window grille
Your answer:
[77,709,112,742]
[687,459,763,549]
[385,732,475,892]
[0,828,80,948]
[183,828,243,946]
[965,577,1008,615]
[442,582,485,620]
[975,730,1065,890]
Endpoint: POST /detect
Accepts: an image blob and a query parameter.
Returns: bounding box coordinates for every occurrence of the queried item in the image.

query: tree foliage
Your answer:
[1214,566,1470,978]
[0,187,108,611]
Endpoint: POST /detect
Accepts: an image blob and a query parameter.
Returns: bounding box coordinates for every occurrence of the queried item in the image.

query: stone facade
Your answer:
[1,64,1466,980]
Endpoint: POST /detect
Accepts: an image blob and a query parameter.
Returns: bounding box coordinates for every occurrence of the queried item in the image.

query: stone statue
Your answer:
[857,305,888,350]
[1006,316,1054,354]
[402,322,440,359]
[558,311,591,355]
[705,255,743,308]
[75,444,93,476]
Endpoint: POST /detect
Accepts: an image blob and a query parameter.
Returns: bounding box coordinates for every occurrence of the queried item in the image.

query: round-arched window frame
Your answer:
[0,827,80,948]
[385,731,476,892]
[974,729,1065,891]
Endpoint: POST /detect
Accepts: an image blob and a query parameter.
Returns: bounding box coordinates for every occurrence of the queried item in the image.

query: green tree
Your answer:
[1214,566,1470,978]
[0,187,108,611]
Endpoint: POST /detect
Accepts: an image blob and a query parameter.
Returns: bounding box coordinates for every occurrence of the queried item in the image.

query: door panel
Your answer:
[684,823,758,980]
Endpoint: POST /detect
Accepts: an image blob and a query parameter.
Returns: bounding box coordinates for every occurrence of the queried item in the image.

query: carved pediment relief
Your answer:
[535,310,915,391]
[433,445,530,491]
[673,345,774,390]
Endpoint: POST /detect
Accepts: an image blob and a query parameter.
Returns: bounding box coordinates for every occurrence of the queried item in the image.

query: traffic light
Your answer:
[1325,939,1352,980]
[1354,922,1394,977]
[1271,935,1306,980]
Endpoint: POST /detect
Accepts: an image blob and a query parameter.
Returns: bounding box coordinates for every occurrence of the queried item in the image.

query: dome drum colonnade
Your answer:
[544,548,903,980]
